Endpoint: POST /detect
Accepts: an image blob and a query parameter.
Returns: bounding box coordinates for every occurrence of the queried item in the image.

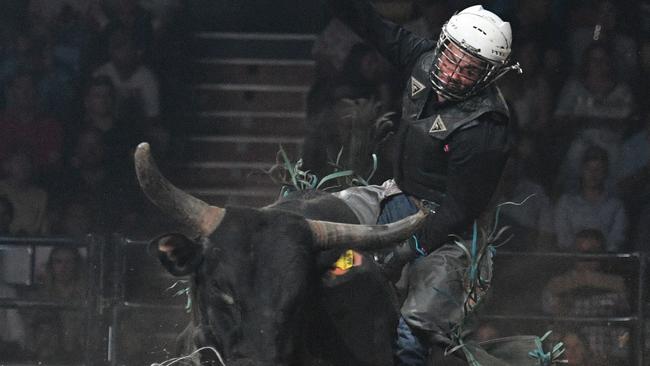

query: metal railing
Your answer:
[0,236,648,365]
[0,235,105,366]
[482,250,647,366]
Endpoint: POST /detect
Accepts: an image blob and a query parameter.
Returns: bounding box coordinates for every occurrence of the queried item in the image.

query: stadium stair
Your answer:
[179,32,316,207]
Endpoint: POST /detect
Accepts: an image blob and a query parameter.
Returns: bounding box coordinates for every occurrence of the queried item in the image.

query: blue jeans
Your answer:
[377,194,428,366]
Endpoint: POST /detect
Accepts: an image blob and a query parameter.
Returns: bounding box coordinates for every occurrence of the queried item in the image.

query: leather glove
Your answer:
[377,236,424,283]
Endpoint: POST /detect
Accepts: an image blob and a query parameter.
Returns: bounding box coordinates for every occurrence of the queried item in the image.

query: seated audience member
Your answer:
[554,146,627,252]
[93,28,160,124]
[554,42,635,193]
[499,40,553,133]
[0,71,64,173]
[566,0,638,84]
[102,0,154,61]
[32,37,76,120]
[54,127,132,230]
[542,230,630,365]
[78,76,140,163]
[0,152,49,236]
[0,31,75,119]
[28,246,86,363]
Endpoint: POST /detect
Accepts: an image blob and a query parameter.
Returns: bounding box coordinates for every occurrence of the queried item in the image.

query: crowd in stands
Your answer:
[0,0,189,362]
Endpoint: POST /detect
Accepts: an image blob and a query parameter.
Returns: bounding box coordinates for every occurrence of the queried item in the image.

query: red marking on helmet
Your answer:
[444,144,450,153]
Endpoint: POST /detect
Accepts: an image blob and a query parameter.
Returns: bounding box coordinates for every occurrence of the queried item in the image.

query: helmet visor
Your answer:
[429,35,495,100]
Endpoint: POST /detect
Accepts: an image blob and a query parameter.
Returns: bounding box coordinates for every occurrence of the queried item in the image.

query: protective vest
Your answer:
[394,50,510,203]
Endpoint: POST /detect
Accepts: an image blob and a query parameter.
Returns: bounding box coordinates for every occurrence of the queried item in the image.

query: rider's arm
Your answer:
[326,0,436,70]
[417,116,511,253]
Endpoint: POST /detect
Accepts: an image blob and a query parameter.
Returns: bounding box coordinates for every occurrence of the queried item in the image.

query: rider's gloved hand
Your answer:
[378,236,426,283]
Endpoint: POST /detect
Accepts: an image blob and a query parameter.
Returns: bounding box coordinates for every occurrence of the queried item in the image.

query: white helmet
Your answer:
[430,5,522,101]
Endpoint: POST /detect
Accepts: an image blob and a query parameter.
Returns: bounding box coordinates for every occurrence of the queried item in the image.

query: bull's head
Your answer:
[134,143,425,365]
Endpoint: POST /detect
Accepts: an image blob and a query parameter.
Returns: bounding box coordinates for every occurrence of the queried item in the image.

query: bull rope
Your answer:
[150,346,226,366]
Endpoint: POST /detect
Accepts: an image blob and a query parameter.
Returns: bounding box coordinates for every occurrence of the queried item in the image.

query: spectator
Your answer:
[0,152,49,236]
[102,0,154,60]
[542,229,630,364]
[0,31,40,104]
[553,41,636,194]
[499,40,553,133]
[554,146,627,252]
[0,71,64,173]
[93,28,160,124]
[28,246,86,363]
[54,128,126,230]
[32,37,77,120]
[554,41,635,122]
[565,0,638,84]
[77,76,140,163]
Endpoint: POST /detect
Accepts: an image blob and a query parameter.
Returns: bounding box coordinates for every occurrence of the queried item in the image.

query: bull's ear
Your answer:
[149,233,204,276]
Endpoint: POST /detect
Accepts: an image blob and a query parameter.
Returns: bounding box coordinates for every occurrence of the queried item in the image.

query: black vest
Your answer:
[394,50,510,203]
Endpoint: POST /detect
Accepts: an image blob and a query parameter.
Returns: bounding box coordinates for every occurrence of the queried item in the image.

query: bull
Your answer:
[134,143,426,366]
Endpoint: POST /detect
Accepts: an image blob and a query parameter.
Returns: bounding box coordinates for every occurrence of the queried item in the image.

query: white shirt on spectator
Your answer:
[554,193,627,252]
[554,78,634,121]
[93,62,160,118]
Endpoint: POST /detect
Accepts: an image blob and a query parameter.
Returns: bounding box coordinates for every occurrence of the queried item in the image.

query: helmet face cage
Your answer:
[429,29,505,101]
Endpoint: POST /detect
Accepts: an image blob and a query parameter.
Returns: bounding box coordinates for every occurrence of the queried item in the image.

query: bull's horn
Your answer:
[134,143,225,236]
[307,210,427,250]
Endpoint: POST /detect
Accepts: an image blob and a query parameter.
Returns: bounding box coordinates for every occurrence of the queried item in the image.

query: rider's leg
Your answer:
[394,317,428,366]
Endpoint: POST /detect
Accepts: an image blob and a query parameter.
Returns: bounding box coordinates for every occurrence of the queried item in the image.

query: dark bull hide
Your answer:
[134,143,426,366]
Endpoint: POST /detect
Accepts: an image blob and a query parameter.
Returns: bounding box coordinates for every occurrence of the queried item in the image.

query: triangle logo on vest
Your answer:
[429,115,447,133]
[411,76,426,97]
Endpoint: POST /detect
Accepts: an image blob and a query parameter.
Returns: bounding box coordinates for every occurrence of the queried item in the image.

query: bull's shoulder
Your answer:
[265,190,359,223]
